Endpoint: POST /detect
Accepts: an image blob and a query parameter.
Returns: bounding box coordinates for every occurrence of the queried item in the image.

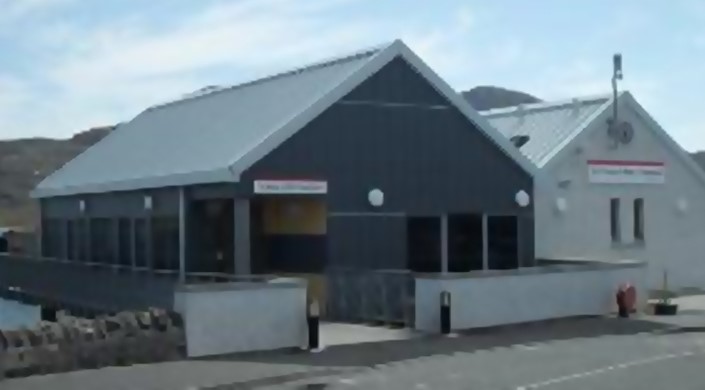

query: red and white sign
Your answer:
[587,160,665,184]
[254,180,327,194]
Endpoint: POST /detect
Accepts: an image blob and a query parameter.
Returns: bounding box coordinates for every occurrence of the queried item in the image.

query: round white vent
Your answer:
[515,190,530,207]
[676,198,688,214]
[555,197,567,213]
[368,188,384,207]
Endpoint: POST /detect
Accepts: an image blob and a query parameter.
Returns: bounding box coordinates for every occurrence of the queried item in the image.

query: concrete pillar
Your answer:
[146,217,153,269]
[85,217,92,263]
[482,214,489,270]
[64,219,70,260]
[516,216,524,268]
[233,198,251,275]
[130,218,137,268]
[178,187,187,283]
[440,214,448,274]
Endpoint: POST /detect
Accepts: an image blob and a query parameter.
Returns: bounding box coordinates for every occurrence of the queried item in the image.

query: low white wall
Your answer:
[415,261,646,332]
[174,278,307,357]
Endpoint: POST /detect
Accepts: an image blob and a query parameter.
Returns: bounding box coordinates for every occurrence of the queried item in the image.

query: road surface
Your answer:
[267,330,705,390]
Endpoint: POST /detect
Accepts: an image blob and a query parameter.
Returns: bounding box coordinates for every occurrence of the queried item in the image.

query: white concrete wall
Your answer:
[415,262,646,332]
[535,101,705,289]
[174,278,307,357]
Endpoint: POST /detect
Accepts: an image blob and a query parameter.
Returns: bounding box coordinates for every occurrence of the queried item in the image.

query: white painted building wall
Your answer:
[415,261,646,332]
[534,101,705,289]
[174,278,307,357]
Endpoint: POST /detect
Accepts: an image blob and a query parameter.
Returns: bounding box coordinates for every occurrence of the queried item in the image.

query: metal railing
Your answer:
[0,255,277,314]
[326,268,415,326]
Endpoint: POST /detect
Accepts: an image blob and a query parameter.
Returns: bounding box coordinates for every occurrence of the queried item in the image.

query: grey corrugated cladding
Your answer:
[34,39,539,198]
[246,57,535,268]
[481,96,611,167]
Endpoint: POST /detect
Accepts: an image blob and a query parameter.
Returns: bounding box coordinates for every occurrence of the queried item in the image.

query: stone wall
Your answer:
[0,308,184,379]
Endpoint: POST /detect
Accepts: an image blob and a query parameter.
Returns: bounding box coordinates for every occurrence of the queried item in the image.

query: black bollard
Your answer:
[440,290,451,335]
[40,304,57,322]
[307,300,320,351]
[616,288,629,318]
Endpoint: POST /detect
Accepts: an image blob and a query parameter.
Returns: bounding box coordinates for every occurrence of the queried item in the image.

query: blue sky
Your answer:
[1,0,704,149]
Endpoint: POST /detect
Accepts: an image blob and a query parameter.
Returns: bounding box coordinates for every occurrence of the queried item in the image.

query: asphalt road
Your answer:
[275,331,705,390]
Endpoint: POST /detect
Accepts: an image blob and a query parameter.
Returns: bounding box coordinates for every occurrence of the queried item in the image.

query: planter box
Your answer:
[653,302,678,316]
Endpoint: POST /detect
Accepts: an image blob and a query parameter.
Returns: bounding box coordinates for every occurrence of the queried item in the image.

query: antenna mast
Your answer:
[611,53,623,122]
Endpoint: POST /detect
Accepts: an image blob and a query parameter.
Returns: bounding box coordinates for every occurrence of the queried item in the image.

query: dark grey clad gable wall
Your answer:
[244,56,534,269]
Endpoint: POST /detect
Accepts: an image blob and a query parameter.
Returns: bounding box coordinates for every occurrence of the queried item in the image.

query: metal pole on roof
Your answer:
[178,187,186,284]
[611,53,623,122]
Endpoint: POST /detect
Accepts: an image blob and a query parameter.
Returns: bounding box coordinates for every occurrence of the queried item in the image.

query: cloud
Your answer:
[0,0,73,27]
[2,0,487,139]
[2,0,696,152]
[2,0,391,139]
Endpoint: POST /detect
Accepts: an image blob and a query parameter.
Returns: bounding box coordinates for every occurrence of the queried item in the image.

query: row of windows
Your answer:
[42,217,179,270]
[610,198,645,243]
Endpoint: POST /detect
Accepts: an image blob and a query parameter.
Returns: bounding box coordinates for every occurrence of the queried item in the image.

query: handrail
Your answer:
[0,254,276,283]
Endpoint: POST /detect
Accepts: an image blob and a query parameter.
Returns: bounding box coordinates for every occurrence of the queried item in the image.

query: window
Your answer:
[634,198,645,241]
[117,219,132,266]
[152,216,179,270]
[42,219,63,258]
[610,198,621,242]
[487,216,519,270]
[90,218,113,264]
[66,220,74,261]
[134,219,147,268]
[75,219,88,262]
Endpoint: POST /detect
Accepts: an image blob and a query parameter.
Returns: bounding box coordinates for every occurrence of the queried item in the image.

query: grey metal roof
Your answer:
[34,40,540,198]
[481,95,612,167]
[34,45,386,197]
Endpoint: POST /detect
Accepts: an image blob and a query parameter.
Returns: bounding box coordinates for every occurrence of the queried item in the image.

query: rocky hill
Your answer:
[461,85,542,111]
[0,126,113,227]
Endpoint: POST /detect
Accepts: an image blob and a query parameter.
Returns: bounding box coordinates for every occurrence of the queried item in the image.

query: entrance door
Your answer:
[192,199,234,273]
[448,214,483,272]
[407,217,441,272]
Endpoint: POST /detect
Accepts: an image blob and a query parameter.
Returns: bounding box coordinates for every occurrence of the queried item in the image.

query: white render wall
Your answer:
[415,261,646,332]
[174,278,307,357]
[534,102,705,289]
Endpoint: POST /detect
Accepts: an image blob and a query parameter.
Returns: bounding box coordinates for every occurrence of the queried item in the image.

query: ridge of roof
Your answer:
[535,94,618,167]
[147,41,393,112]
[479,93,612,118]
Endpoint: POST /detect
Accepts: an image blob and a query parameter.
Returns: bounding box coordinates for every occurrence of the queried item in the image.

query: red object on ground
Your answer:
[619,283,636,311]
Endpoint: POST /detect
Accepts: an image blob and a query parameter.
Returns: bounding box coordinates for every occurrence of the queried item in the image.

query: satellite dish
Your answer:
[510,135,530,148]
[607,121,620,140]
[617,121,634,144]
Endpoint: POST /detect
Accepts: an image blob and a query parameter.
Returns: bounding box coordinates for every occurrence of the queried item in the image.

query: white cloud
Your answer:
[0,0,73,27]
[2,0,488,139]
[2,0,697,152]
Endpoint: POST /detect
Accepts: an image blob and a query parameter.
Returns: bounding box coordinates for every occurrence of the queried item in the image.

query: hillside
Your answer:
[461,85,542,111]
[0,127,113,227]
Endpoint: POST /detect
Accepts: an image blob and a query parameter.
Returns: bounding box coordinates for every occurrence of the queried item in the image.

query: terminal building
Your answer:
[29,40,538,317]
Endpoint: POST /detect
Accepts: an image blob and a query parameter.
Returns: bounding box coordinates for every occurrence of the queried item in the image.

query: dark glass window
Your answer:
[610,198,621,242]
[634,198,645,241]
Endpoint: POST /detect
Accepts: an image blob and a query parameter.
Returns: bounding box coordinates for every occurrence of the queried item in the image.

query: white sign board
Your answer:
[588,160,665,184]
[254,180,327,194]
